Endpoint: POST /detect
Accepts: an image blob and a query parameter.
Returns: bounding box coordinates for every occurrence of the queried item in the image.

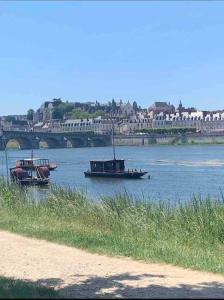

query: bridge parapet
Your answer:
[0,130,111,150]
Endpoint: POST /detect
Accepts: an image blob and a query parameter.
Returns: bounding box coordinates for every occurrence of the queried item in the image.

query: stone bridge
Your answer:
[0,130,112,150]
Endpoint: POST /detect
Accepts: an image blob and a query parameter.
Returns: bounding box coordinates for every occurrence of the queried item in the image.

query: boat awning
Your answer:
[90,159,125,172]
[90,159,124,163]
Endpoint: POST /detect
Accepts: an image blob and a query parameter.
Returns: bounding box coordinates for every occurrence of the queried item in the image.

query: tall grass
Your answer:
[0,276,58,299]
[0,179,224,273]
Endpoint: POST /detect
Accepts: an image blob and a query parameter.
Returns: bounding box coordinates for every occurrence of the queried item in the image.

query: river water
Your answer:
[1,144,224,202]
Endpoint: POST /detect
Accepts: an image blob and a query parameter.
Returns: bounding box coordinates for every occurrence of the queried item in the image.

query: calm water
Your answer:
[1,144,224,201]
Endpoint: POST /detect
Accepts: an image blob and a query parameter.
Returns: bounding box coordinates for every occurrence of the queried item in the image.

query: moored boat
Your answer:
[10,158,57,186]
[84,159,148,179]
[84,118,148,179]
[15,158,57,171]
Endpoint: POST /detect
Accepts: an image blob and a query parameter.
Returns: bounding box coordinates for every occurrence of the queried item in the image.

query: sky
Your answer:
[0,1,224,115]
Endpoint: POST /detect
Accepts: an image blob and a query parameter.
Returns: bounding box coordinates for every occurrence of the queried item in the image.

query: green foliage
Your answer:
[52,107,63,119]
[52,102,74,120]
[0,276,58,299]
[46,98,146,120]
[27,109,34,121]
[135,127,197,134]
[52,98,62,106]
[58,102,74,114]
[0,181,224,274]
[51,100,108,120]
[69,109,107,120]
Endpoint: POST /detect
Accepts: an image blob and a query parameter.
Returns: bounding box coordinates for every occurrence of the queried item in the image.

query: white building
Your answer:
[118,117,152,134]
[61,117,113,134]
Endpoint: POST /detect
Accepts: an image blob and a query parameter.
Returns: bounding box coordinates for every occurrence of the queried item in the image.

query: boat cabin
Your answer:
[16,158,50,168]
[89,159,125,173]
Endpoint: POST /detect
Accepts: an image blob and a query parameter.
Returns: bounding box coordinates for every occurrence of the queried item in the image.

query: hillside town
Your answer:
[1,98,224,135]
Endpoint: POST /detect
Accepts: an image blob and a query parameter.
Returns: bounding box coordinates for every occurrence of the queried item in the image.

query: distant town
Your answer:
[1,98,224,135]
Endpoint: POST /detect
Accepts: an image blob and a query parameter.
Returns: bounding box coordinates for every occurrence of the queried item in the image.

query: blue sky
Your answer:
[0,1,224,115]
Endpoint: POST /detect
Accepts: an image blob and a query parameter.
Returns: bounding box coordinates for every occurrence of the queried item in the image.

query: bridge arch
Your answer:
[90,138,107,147]
[5,138,32,150]
[66,137,86,148]
[37,137,60,149]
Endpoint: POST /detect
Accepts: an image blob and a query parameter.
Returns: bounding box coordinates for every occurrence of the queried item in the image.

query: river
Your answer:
[1,144,224,201]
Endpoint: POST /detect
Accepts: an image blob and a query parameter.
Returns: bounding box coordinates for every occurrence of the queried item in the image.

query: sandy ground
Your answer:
[0,230,224,299]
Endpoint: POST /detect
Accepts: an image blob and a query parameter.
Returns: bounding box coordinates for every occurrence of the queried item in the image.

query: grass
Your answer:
[0,179,224,275]
[0,276,58,299]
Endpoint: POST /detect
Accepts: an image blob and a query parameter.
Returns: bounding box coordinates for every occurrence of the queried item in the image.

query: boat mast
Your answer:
[5,143,9,184]
[111,117,116,160]
[30,138,35,179]
[2,131,9,184]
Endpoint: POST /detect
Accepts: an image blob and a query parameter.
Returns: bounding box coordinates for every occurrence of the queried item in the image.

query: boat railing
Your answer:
[35,166,42,179]
[35,166,48,180]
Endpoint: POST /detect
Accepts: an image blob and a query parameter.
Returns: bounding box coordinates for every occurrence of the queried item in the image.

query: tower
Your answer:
[178,100,183,112]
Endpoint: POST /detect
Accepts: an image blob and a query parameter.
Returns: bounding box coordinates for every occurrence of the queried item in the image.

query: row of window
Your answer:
[63,122,92,127]
[122,119,152,123]
[155,116,224,121]
[155,117,202,121]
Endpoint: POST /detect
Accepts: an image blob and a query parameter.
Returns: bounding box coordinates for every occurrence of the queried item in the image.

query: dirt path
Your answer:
[0,230,224,299]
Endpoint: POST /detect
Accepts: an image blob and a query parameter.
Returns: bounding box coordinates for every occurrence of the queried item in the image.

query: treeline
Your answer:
[134,127,197,134]
[52,99,140,120]
[52,101,109,120]
[26,98,141,121]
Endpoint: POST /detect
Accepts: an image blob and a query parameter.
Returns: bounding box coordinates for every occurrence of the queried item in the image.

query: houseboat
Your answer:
[84,159,148,179]
[15,158,57,171]
[10,158,57,186]
[84,118,148,179]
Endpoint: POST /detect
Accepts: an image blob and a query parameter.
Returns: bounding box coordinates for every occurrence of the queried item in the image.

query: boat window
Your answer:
[90,161,104,172]
[104,161,116,171]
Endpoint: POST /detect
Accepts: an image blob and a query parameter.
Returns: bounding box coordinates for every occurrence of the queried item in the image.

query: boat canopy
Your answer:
[89,159,125,172]
[16,158,50,167]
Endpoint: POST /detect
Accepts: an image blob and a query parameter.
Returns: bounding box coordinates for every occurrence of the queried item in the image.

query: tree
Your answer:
[111,99,117,113]
[133,101,138,112]
[52,107,63,119]
[52,98,62,106]
[27,109,34,121]
[58,103,74,114]
[70,108,107,120]
[52,102,74,119]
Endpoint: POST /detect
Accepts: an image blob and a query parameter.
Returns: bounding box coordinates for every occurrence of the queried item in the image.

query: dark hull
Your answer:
[11,178,49,186]
[84,171,148,179]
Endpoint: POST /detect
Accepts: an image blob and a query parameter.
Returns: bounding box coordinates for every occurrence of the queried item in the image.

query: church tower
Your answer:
[178,100,183,113]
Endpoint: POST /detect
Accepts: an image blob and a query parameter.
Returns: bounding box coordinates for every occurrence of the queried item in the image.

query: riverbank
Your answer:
[114,133,224,146]
[1,230,224,299]
[0,180,224,275]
